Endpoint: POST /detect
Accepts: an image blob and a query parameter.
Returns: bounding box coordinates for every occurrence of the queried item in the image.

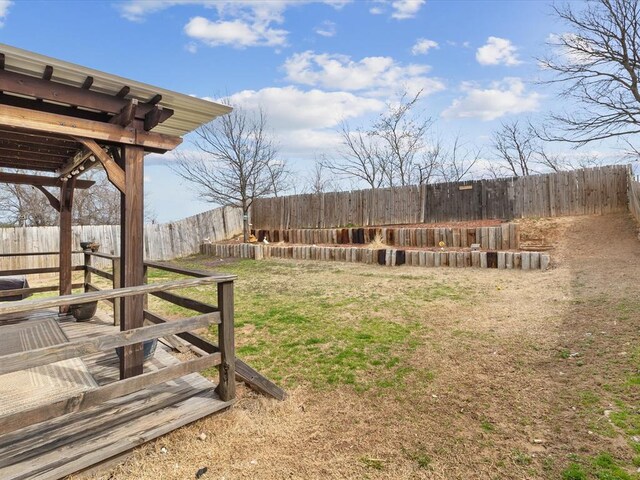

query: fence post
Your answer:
[217,280,236,402]
[112,256,121,326]
[83,251,91,293]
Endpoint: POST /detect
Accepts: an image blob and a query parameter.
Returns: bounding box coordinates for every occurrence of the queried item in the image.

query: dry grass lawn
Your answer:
[74,213,640,480]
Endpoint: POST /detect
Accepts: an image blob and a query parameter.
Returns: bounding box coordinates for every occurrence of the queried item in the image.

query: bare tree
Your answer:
[0,167,147,227]
[326,90,434,189]
[306,156,337,194]
[323,122,388,189]
[170,106,284,241]
[265,159,292,198]
[373,90,433,186]
[0,180,58,226]
[438,134,481,182]
[540,0,640,146]
[492,121,566,176]
[414,138,443,185]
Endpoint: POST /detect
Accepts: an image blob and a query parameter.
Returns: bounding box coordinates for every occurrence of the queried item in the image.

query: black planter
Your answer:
[69,301,98,321]
[116,339,158,362]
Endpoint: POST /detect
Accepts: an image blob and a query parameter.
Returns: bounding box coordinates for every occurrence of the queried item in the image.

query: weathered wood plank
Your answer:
[0,352,221,435]
[0,313,219,375]
[144,310,285,400]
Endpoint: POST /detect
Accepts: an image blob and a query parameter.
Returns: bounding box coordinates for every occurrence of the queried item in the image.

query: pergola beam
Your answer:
[0,104,182,152]
[0,172,94,189]
[0,161,53,172]
[0,128,78,148]
[0,145,71,160]
[0,70,173,123]
[0,92,111,122]
[110,99,138,128]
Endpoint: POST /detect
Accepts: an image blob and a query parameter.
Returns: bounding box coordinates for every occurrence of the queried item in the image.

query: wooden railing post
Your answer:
[216,280,236,401]
[83,251,91,293]
[112,256,121,326]
[143,264,148,311]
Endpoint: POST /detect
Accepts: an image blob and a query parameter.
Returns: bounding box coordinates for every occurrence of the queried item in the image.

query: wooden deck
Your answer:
[0,309,233,480]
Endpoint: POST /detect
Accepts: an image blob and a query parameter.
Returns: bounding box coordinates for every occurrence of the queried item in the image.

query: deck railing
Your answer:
[0,249,284,404]
[0,251,84,299]
[0,263,236,435]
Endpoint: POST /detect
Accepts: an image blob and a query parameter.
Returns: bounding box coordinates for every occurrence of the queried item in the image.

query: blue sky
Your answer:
[0,0,618,222]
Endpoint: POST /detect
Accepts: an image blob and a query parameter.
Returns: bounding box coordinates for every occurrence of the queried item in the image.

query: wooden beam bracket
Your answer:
[34,185,60,211]
[73,136,125,193]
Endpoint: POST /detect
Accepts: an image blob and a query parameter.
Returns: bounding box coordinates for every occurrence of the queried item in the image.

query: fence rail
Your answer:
[0,205,242,272]
[251,165,630,230]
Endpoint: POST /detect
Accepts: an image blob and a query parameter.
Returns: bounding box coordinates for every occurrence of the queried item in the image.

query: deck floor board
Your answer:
[0,309,231,480]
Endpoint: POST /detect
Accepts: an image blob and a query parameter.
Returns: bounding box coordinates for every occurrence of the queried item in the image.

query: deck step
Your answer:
[0,376,233,480]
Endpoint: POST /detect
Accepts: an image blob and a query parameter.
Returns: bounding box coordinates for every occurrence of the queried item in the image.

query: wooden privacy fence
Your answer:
[0,205,242,272]
[251,165,630,230]
[630,175,640,224]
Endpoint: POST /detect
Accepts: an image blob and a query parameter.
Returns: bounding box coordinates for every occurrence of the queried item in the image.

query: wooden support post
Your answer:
[58,180,75,313]
[84,251,92,293]
[119,145,144,379]
[216,281,236,402]
[113,256,121,326]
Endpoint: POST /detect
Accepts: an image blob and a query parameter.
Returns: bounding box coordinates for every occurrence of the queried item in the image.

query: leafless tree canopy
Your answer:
[170,106,286,240]
[305,156,337,194]
[323,122,387,189]
[541,0,640,145]
[324,90,443,188]
[491,121,595,177]
[437,135,481,182]
[373,91,434,186]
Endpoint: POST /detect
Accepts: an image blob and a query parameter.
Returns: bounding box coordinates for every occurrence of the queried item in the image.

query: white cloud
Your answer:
[119,1,345,21]
[184,16,288,48]
[442,78,541,121]
[314,20,336,37]
[185,42,198,53]
[0,0,12,27]
[225,86,384,130]
[411,38,438,55]
[391,0,424,19]
[476,36,522,66]
[203,86,383,162]
[367,0,423,19]
[120,1,348,49]
[283,51,445,97]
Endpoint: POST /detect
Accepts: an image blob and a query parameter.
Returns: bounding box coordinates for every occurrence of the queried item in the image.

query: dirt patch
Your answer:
[74,213,640,480]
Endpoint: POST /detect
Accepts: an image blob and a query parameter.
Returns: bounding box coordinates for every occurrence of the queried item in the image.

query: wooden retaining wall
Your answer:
[253,224,520,250]
[630,176,640,224]
[251,165,630,230]
[200,243,550,271]
[0,206,243,271]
